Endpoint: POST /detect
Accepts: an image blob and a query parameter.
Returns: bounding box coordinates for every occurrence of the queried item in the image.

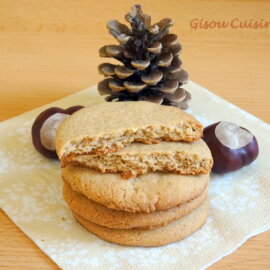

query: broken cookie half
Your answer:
[55,101,203,159]
[62,139,213,179]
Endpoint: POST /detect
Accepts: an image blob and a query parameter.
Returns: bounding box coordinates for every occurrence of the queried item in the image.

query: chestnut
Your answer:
[203,121,259,174]
[31,105,84,159]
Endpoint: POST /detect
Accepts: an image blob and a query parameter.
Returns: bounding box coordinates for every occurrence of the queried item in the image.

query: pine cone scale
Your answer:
[114,66,135,79]
[161,33,178,46]
[109,80,125,92]
[147,42,162,53]
[97,79,112,95]
[123,81,146,92]
[131,59,150,70]
[98,63,116,77]
[107,20,131,38]
[141,70,163,85]
[166,88,187,103]
[158,80,179,93]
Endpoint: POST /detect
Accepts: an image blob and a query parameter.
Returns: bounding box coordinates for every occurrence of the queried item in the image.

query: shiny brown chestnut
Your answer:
[203,121,259,174]
[31,105,84,159]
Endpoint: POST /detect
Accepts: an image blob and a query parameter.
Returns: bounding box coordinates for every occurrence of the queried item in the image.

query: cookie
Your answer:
[72,197,209,247]
[63,139,213,178]
[63,182,208,229]
[55,101,203,159]
[62,164,209,213]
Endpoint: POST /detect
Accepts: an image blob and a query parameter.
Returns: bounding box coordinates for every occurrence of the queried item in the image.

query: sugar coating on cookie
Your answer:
[62,164,209,213]
[63,182,208,229]
[55,102,203,159]
[63,139,213,178]
[72,198,209,247]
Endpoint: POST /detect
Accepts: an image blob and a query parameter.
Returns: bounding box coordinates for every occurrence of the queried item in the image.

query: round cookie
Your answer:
[62,164,209,213]
[72,198,209,247]
[55,101,203,159]
[63,182,208,229]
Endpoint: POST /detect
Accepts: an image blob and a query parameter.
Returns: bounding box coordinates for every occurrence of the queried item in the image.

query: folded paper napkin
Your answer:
[1,81,270,270]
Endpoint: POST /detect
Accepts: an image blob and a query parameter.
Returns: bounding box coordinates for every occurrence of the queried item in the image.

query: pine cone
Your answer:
[97,5,191,109]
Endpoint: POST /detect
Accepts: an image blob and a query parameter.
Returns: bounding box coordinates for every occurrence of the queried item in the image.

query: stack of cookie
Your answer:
[55,102,213,246]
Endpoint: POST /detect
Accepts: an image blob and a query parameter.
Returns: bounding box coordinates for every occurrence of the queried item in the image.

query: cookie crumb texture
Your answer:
[55,102,203,158]
[63,140,213,178]
[72,198,209,247]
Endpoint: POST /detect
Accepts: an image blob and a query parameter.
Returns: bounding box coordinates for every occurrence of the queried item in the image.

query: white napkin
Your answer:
[0,81,270,270]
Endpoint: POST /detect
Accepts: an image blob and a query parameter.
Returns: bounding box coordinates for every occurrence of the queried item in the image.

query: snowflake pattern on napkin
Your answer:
[0,82,270,270]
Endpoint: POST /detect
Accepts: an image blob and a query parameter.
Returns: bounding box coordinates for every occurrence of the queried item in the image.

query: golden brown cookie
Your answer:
[72,198,209,247]
[63,182,208,229]
[63,139,213,178]
[62,164,209,213]
[55,101,203,159]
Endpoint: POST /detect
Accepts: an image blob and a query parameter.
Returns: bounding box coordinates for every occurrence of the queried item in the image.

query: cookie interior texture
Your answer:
[72,198,209,247]
[62,139,213,178]
[55,102,203,158]
[62,164,209,213]
[63,182,209,229]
